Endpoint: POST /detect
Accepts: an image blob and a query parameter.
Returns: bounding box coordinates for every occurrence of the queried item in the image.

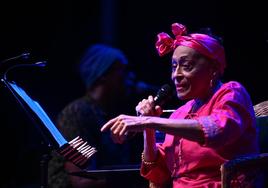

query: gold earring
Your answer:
[210,72,217,88]
[210,79,214,88]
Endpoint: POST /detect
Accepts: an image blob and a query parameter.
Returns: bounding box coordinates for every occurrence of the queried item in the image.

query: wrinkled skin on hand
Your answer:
[101,96,162,144]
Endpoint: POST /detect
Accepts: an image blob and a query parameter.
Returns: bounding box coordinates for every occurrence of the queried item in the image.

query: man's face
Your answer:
[105,61,128,97]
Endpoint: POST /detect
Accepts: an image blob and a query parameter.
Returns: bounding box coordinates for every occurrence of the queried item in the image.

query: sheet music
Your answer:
[9,82,67,147]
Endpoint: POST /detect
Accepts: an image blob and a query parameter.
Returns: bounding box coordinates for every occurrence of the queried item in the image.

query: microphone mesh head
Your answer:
[155,84,172,106]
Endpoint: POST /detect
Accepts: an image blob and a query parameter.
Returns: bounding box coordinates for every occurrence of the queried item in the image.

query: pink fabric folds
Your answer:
[155,23,226,75]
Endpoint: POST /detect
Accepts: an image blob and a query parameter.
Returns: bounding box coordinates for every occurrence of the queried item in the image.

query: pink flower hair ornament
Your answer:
[155,23,226,75]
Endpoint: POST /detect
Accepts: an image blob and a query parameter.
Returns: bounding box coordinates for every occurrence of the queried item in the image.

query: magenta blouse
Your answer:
[140,81,259,188]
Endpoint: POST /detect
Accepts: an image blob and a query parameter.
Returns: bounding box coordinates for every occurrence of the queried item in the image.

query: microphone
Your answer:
[0,52,30,65]
[136,84,172,116]
[0,53,31,74]
[135,84,173,115]
[2,61,47,80]
[153,84,172,107]
[128,84,173,139]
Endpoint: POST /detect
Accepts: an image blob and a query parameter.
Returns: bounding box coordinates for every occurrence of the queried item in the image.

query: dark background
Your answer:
[1,0,268,111]
[0,0,267,187]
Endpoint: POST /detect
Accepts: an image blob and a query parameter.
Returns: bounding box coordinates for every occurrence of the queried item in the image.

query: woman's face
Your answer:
[171,46,216,101]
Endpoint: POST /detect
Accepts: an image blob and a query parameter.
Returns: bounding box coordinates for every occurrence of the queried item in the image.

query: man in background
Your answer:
[48,44,152,188]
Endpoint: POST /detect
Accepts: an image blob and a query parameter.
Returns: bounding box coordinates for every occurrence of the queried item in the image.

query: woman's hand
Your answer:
[101,114,150,144]
[135,95,162,116]
[100,96,162,144]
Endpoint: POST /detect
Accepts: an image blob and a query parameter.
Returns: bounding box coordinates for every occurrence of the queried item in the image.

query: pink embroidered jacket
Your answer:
[140,81,259,188]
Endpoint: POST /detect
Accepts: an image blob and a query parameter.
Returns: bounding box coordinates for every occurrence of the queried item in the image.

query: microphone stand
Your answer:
[40,151,51,188]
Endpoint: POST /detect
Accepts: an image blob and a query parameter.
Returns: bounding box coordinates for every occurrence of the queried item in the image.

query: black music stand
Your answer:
[0,68,68,187]
[0,62,95,187]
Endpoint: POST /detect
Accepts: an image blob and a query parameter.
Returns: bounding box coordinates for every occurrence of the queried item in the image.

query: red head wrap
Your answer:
[156,23,226,75]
